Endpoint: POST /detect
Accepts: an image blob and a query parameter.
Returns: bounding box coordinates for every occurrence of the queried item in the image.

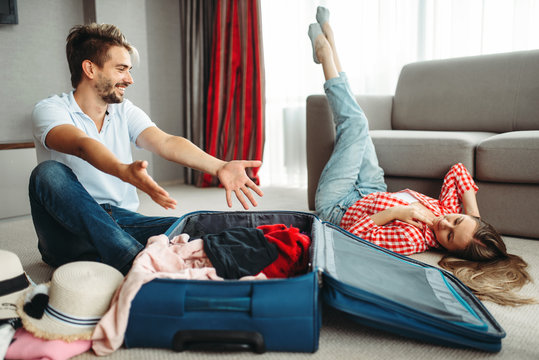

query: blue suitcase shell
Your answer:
[124,211,505,353]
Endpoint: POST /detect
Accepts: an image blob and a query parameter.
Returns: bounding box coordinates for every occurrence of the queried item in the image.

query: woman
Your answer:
[309,7,533,306]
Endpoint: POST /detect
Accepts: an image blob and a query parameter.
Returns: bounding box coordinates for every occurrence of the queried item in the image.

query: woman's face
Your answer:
[432,214,477,252]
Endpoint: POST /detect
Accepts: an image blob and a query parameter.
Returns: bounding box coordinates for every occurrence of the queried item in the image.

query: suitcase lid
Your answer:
[313,220,505,351]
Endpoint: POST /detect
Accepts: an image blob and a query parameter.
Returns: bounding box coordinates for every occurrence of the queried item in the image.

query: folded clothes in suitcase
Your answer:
[124,211,505,353]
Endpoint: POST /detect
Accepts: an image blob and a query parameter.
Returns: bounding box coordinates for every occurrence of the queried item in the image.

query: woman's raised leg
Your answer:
[310,12,386,225]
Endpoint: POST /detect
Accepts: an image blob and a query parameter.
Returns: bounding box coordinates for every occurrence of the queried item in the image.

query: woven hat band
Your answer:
[45,304,100,328]
[0,274,29,297]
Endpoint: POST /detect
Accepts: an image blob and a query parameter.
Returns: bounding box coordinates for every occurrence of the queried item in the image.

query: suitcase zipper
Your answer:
[317,269,323,288]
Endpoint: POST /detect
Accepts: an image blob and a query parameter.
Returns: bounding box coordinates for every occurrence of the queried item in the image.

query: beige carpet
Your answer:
[1,184,538,360]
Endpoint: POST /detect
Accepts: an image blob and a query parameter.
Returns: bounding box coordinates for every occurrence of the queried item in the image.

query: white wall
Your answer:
[0,0,82,142]
[0,0,83,218]
[0,148,37,219]
[145,0,184,182]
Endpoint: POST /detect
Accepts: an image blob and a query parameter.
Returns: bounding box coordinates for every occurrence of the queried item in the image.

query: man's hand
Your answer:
[136,128,264,209]
[216,160,264,210]
[119,160,178,209]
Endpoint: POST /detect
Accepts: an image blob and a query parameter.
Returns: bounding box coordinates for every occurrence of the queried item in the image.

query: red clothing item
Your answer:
[340,163,478,255]
[257,224,312,278]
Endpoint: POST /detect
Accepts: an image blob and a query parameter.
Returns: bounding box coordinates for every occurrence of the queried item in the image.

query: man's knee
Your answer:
[30,161,75,192]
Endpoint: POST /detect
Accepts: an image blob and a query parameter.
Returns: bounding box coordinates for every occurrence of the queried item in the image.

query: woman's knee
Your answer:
[316,203,347,225]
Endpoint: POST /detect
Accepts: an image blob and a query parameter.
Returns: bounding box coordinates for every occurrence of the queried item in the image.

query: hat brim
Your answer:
[0,286,30,320]
[17,284,94,342]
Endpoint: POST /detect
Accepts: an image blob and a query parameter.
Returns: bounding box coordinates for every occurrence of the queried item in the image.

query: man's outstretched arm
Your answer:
[136,126,263,209]
[45,124,177,209]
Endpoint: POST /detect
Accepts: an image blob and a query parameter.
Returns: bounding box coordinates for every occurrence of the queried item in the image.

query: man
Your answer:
[29,23,263,274]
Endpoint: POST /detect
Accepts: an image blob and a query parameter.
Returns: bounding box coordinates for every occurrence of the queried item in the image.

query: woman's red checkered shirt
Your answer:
[340,163,479,255]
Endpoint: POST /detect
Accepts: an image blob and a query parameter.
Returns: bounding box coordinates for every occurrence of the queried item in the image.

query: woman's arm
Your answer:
[370,203,434,229]
[439,163,479,215]
[461,189,480,217]
[346,211,430,255]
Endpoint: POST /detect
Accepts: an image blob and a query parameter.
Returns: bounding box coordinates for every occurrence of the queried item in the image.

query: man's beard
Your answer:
[96,75,125,104]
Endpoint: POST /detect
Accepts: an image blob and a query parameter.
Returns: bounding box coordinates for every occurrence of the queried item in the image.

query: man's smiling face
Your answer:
[94,45,133,104]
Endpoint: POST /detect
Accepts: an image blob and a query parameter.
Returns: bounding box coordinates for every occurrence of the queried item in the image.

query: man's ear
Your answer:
[81,60,95,80]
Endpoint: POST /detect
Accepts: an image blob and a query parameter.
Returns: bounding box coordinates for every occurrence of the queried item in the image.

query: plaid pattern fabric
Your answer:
[340,163,478,255]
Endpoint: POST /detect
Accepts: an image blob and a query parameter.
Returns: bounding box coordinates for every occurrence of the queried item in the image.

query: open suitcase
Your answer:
[124,210,505,353]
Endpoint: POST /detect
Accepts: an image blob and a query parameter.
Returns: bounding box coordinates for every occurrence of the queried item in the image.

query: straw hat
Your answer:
[17,261,123,342]
[0,250,32,320]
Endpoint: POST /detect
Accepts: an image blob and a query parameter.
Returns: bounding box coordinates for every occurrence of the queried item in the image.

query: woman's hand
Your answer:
[370,203,434,229]
[393,203,435,228]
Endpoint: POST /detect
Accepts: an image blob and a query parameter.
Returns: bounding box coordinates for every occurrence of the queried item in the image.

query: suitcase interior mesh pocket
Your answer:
[327,230,485,327]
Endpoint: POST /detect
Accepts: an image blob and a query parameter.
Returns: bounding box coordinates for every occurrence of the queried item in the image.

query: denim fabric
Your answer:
[28,161,177,273]
[315,73,387,225]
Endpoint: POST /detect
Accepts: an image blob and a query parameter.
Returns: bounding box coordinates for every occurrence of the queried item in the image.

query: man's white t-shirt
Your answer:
[32,91,156,211]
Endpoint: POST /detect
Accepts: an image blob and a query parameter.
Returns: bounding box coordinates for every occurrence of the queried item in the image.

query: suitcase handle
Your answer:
[185,296,251,312]
[173,330,266,353]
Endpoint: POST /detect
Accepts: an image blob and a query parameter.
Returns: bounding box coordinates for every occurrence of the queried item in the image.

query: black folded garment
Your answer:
[202,227,278,279]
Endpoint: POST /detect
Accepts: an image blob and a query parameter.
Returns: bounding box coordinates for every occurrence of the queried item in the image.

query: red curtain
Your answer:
[200,0,265,187]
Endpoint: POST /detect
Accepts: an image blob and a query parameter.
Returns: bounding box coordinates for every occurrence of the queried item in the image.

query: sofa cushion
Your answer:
[476,131,539,183]
[476,181,539,238]
[371,130,494,179]
[393,50,539,132]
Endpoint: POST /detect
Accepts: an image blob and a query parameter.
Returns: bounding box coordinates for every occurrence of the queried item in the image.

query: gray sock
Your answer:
[316,6,330,26]
[308,23,323,64]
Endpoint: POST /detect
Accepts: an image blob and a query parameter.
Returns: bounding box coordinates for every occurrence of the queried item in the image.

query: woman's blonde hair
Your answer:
[438,216,536,306]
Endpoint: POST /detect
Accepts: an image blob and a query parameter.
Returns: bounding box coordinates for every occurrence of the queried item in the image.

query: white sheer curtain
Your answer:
[259,0,539,187]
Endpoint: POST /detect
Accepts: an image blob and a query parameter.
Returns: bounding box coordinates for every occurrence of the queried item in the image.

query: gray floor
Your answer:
[1,184,538,359]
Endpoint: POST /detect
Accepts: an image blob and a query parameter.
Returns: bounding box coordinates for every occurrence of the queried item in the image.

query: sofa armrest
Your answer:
[306,95,334,211]
[356,95,393,130]
[306,94,393,211]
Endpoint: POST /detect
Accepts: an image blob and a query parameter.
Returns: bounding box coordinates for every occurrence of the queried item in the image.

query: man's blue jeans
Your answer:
[28,161,177,273]
[315,73,387,225]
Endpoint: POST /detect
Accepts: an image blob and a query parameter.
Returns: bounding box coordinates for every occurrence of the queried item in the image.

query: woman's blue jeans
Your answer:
[315,73,387,225]
[28,160,177,273]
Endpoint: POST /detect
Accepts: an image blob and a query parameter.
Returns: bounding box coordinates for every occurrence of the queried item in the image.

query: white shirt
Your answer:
[32,91,156,211]
[392,190,419,205]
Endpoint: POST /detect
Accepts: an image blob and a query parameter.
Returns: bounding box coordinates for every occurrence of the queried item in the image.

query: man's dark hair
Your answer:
[66,23,135,88]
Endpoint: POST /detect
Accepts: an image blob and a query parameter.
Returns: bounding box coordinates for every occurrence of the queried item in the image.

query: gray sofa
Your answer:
[307,49,539,239]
